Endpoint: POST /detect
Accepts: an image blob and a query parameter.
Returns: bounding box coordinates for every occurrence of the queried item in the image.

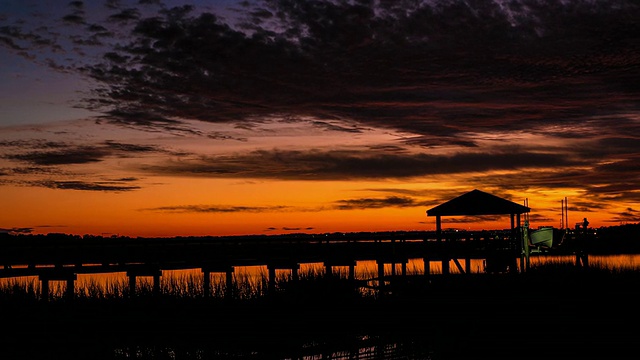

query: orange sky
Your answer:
[1,0,638,237]
[0,118,622,237]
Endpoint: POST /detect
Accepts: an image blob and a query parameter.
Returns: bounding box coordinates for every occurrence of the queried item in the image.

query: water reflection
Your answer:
[3,254,640,295]
[111,334,434,360]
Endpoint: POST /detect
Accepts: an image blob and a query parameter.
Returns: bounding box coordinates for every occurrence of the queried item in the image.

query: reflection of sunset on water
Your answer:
[4,255,640,298]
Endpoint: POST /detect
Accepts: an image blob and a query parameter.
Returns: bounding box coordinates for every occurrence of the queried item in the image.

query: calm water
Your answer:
[3,254,639,296]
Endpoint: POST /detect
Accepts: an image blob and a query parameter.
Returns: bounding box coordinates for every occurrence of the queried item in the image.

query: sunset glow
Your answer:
[1,0,639,237]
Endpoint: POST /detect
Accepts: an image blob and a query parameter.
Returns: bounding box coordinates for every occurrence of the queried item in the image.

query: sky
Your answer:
[1,0,639,237]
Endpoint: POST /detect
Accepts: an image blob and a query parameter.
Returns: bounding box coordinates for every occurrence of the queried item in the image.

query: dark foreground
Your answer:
[2,266,639,360]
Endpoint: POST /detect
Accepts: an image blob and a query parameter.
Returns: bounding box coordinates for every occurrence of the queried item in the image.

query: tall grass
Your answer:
[1,260,639,303]
[0,266,355,302]
[3,261,640,360]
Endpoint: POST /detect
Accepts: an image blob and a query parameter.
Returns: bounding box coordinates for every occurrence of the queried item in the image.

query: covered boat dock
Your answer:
[426,189,531,274]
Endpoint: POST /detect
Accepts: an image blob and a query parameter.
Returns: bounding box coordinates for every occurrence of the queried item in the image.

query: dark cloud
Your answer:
[0,140,68,149]
[103,141,158,153]
[141,147,588,180]
[142,195,433,213]
[362,188,429,196]
[311,121,364,133]
[526,213,555,224]
[143,204,291,213]
[604,207,640,224]
[87,23,110,33]
[0,25,56,53]
[35,180,140,191]
[25,0,624,137]
[6,1,640,135]
[70,33,105,46]
[278,227,314,231]
[113,176,138,181]
[206,132,248,141]
[0,35,23,51]
[263,226,318,232]
[6,166,63,175]
[2,140,172,166]
[92,111,205,134]
[62,13,85,25]
[104,0,122,10]
[2,0,640,204]
[0,227,33,234]
[0,138,179,192]
[107,8,141,23]
[6,147,108,165]
[334,196,429,210]
[69,1,85,9]
[139,0,163,5]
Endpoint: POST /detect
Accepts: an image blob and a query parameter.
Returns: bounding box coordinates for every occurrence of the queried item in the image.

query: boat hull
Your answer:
[530,227,555,248]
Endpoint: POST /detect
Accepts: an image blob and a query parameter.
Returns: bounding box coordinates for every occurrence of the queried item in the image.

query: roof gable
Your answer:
[426,189,530,216]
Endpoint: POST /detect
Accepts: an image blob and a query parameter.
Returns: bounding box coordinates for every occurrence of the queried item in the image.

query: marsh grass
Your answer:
[0,265,359,302]
[2,261,640,359]
[1,260,639,303]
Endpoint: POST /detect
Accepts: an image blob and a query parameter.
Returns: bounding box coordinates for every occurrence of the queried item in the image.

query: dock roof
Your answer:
[426,189,530,217]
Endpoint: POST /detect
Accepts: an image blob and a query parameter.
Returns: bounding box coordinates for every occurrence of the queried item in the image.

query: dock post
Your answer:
[349,262,355,281]
[268,265,276,293]
[226,269,234,299]
[377,260,385,293]
[290,264,299,282]
[66,277,74,300]
[203,270,210,298]
[442,256,450,275]
[201,265,235,298]
[325,264,333,277]
[41,279,49,302]
[39,271,77,302]
[435,215,450,275]
[129,275,136,297]
[126,267,162,297]
[265,263,297,294]
[153,272,160,296]
[423,257,430,278]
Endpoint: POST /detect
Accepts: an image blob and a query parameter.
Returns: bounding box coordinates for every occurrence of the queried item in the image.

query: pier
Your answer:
[1,230,524,298]
[0,190,593,299]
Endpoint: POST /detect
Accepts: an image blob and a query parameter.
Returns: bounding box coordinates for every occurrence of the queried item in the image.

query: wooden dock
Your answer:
[0,229,585,299]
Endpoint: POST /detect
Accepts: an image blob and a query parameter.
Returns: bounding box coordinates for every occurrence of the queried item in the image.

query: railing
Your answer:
[0,230,530,299]
[0,230,519,276]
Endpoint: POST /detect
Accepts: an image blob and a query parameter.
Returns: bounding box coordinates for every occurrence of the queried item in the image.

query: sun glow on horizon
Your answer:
[2,0,639,237]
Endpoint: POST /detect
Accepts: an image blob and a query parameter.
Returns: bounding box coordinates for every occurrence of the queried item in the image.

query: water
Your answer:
[4,254,640,296]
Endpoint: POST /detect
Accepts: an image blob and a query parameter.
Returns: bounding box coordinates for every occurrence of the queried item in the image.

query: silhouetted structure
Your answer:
[426,189,530,274]
[3,190,616,300]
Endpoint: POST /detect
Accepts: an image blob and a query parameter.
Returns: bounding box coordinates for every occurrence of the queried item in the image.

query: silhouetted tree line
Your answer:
[1,223,640,253]
[585,223,640,254]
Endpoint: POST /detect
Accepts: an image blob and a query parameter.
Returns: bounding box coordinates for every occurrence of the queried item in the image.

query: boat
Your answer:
[529,226,566,250]
[530,227,554,248]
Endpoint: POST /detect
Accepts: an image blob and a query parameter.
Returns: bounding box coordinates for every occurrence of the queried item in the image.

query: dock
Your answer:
[0,229,569,299]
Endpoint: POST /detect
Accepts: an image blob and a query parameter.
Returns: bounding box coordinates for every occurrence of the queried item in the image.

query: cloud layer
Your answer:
[1,0,639,228]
